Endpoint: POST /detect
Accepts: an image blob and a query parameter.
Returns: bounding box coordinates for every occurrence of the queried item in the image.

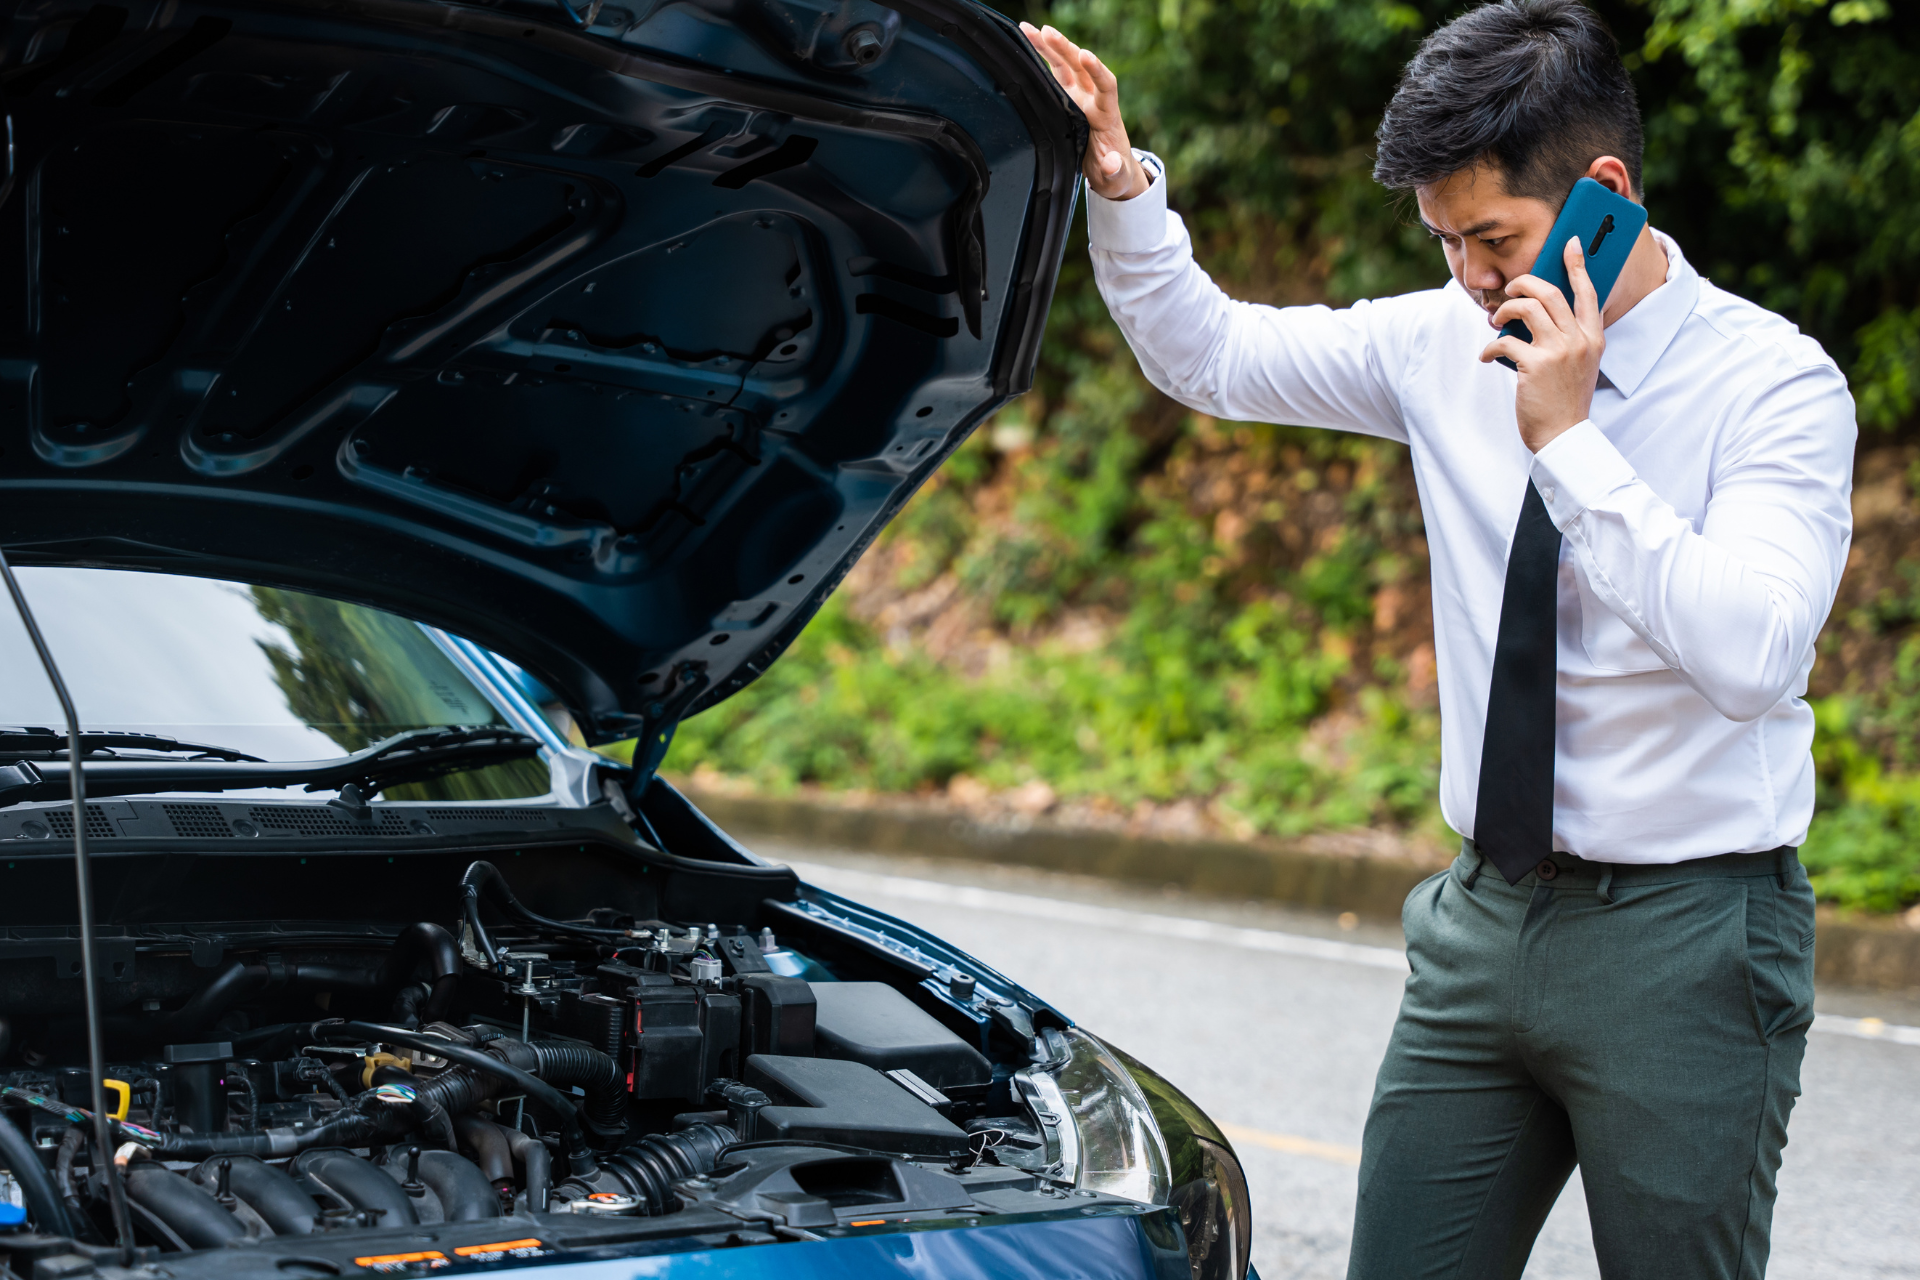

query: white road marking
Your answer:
[788,860,1411,971]
[1811,1014,1920,1047]
[789,860,1920,1047]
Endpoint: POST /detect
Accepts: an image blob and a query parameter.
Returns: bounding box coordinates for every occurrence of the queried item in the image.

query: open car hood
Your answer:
[0,0,1082,746]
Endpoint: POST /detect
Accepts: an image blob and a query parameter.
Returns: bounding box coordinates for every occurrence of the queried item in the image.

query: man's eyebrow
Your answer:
[1419,217,1505,237]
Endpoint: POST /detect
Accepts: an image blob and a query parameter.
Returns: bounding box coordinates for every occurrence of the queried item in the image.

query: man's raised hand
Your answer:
[1020,23,1150,201]
[1479,235,1606,453]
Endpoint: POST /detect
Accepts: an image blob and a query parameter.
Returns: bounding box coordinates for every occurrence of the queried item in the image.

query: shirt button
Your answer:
[1542,487,1557,503]
[1535,859,1559,882]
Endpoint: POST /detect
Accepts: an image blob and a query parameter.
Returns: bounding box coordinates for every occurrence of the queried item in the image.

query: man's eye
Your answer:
[1481,236,1509,248]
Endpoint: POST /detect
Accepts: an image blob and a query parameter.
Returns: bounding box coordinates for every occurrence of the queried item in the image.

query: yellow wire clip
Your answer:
[101,1079,130,1122]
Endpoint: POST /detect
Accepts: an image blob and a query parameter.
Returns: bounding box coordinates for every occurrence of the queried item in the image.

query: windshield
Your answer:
[1,568,548,799]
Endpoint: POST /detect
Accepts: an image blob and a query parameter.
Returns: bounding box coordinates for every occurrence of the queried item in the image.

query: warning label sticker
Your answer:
[353,1251,450,1273]
[451,1239,552,1262]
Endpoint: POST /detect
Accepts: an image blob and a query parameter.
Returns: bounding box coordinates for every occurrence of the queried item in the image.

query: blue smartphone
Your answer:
[1495,176,1648,369]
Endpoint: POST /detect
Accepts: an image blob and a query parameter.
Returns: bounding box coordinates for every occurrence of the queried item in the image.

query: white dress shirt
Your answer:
[1088,156,1857,863]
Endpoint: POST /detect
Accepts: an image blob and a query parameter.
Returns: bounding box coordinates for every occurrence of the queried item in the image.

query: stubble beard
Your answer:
[1471,288,1511,329]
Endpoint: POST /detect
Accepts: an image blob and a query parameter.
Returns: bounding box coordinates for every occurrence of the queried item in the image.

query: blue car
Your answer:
[0,0,1252,1275]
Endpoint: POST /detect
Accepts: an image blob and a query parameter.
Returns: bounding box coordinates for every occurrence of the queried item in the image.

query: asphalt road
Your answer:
[751,839,1920,1280]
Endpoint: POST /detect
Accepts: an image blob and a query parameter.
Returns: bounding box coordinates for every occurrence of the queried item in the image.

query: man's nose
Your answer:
[1463,253,1506,295]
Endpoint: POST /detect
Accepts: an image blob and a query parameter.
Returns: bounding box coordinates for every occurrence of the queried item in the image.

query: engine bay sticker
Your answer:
[451,1239,552,1262]
[353,1250,450,1273]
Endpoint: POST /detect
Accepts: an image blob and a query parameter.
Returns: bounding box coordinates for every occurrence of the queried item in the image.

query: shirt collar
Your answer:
[1598,228,1697,399]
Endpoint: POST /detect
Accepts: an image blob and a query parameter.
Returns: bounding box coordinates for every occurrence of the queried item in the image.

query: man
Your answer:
[1023,2,1853,1277]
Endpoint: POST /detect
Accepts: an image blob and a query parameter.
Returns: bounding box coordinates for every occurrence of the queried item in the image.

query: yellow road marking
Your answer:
[1218,1122,1362,1167]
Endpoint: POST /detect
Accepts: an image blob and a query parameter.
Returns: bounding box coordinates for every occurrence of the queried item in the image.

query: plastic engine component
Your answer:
[743,1055,968,1157]
[808,982,992,1092]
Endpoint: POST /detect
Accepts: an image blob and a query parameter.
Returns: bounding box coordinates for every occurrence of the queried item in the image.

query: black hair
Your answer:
[1372,0,1642,205]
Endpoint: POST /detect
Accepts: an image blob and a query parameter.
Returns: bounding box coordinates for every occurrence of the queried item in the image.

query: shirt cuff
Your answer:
[1531,419,1638,529]
[1086,149,1170,255]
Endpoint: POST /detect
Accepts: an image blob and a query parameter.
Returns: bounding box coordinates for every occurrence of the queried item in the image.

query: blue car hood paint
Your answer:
[452,1212,1187,1279]
[0,0,1082,746]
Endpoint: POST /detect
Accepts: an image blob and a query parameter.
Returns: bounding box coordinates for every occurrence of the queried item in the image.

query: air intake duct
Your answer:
[566,1124,736,1216]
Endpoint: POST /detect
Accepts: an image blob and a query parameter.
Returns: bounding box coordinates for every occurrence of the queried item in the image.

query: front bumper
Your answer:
[414,1210,1191,1279]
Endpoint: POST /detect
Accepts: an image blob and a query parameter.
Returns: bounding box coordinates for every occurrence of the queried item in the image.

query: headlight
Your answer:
[1016,1028,1170,1204]
[1017,1030,1251,1280]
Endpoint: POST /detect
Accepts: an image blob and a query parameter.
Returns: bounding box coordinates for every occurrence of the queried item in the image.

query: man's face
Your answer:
[1415,162,1560,329]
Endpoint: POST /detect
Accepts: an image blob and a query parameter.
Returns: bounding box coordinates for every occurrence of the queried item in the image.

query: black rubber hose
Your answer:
[54,1128,88,1231]
[124,1163,246,1250]
[102,960,268,1045]
[155,1105,381,1159]
[112,929,457,1046]
[409,1096,458,1152]
[317,1023,597,1175]
[528,1041,626,1137]
[391,984,431,1029]
[504,1125,552,1214]
[595,1124,735,1216]
[461,889,500,971]
[376,923,462,1023]
[452,1114,513,1186]
[0,1111,75,1238]
[412,1150,500,1222]
[193,1156,318,1235]
[460,861,631,957]
[413,1066,497,1121]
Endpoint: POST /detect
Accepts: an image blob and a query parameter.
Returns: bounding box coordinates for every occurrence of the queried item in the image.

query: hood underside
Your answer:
[0,0,1082,741]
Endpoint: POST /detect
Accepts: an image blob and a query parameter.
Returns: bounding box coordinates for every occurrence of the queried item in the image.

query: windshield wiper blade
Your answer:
[0,726,544,808]
[0,727,266,763]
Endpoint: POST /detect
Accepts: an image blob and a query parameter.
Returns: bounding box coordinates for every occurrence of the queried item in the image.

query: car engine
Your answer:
[0,841,1125,1276]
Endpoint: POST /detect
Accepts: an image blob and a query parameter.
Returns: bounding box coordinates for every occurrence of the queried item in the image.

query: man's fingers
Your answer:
[1564,235,1601,329]
[1479,336,1532,367]
[1020,24,1072,86]
[1022,22,1131,189]
[1489,295,1552,336]
[1041,25,1081,67]
[1022,24,1085,91]
[1506,274,1578,337]
[1081,46,1118,96]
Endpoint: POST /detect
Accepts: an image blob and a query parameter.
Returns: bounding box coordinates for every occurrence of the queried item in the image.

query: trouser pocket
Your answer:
[1745,873,1816,1044]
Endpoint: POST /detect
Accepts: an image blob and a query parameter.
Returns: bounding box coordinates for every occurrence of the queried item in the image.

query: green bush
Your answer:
[1801,780,1920,915]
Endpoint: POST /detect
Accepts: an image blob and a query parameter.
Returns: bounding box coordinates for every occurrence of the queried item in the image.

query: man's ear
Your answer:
[1585,156,1639,203]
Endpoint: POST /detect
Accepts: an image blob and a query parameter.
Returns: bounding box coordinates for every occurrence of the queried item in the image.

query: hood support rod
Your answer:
[0,549,136,1262]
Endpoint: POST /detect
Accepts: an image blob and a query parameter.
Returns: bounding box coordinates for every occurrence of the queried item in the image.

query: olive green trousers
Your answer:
[1346,843,1815,1280]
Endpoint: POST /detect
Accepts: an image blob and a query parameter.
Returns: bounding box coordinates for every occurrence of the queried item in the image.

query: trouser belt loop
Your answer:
[1596,866,1613,904]
[1462,850,1485,890]
[1776,846,1790,889]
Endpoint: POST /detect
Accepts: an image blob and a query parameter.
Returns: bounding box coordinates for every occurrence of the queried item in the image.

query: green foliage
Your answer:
[1803,561,1920,912]
[1803,696,1920,912]
[1800,780,1920,915]
[668,587,1440,836]
[1628,0,1920,421]
[668,0,1920,907]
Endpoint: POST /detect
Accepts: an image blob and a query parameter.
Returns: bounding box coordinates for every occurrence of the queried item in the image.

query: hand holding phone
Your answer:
[1495,178,1648,370]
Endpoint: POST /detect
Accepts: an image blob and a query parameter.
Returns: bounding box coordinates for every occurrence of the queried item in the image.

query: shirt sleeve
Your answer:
[1532,368,1857,723]
[1087,154,1410,442]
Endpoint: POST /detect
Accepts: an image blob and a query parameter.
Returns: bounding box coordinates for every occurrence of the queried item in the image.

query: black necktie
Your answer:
[1474,481,1563,885]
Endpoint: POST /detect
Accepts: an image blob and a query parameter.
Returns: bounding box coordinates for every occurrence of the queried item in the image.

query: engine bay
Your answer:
[0,805,1119,1276]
